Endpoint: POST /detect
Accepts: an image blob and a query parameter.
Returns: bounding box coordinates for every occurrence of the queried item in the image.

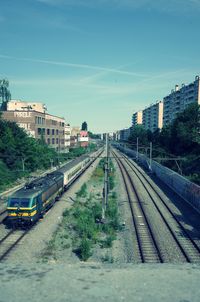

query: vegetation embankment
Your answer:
[0,116,97,192]
[128,103,200,185]
[42,159,121,263]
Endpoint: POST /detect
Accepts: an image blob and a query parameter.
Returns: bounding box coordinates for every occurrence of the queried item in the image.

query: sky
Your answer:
[0,0,200,133]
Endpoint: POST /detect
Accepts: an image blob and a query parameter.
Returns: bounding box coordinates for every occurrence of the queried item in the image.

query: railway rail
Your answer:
[113,148,200,263]
[0,149,103,262]
[113,150,163,263]
[0,229,30,261]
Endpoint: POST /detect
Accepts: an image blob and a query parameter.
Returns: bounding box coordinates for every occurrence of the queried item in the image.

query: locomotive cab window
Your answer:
[8,198,31,208]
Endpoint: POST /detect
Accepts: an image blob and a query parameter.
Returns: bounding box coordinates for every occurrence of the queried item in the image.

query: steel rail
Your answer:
[0,148,104,262]
[113,151,163,263]
[0,229,30,262]
[119,149,200,263]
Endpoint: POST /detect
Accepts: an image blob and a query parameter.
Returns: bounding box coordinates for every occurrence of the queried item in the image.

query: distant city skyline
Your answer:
[0,0,200,133]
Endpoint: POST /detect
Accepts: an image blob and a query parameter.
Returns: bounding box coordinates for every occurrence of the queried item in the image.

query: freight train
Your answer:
[6,149,102,226]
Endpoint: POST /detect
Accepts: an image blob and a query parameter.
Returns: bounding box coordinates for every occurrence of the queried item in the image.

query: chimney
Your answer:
[175,85,179,91]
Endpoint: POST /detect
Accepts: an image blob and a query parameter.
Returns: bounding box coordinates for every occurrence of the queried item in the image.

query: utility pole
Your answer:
[136,137,139,161]
[102,133,109,221]
[149,142,152,171]
[21,157,25,172]
[50,159,53,170]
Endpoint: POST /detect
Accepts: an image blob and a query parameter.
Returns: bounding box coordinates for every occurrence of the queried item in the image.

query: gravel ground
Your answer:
[113,149,200,263]
[1,151,200,301]
[3,156,103,264]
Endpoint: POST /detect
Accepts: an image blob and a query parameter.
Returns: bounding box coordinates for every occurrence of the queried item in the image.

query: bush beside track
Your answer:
[41,158,122,262]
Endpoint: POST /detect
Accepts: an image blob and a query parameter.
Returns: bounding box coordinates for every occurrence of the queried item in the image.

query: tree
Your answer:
[128,125,149,147]
[0,79,11,111]
[81,121,88,131]
[164,103,200,155]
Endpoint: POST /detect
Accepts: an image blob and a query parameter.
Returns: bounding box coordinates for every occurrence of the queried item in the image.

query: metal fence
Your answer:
[116,144,200,213]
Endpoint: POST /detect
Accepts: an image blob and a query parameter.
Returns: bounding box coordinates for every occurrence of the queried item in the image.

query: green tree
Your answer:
[81,121,88,131]
[128,125,149,147]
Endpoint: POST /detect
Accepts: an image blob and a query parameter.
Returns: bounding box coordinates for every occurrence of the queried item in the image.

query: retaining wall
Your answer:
[116,144,200,213]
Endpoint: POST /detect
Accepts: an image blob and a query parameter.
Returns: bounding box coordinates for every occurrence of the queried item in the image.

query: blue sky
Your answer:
[0,0,200,133]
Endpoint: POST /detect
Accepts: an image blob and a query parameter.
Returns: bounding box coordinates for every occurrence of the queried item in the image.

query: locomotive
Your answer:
[7,150,102,226]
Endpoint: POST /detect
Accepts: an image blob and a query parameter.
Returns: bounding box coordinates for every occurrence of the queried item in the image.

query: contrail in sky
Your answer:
[0,54,146,77]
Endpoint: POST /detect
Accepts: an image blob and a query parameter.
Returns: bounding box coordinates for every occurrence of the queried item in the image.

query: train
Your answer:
[6,149,102,226]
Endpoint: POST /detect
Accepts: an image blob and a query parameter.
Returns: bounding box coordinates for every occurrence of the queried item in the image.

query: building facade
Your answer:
[119,127,132,141]
[142,101,163,132]
[2,100,65,150]
[64,124,71,149]
[163,76,200,126]
[132,111,143,127]
[70,126,80,147]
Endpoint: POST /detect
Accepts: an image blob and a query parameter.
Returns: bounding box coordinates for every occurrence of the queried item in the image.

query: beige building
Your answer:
[7,100,46,113]
[132,111,143,127]
[2,100,66,150]
[142,101,163,132]
[70,126,80,147]
[163,76,200,126]
[64,124,71,148]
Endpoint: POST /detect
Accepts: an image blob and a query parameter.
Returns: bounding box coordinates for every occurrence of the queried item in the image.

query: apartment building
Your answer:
[119,127,132,141]
[142,101,163,132]
[2,100,66,150]
[163,75,200,126]
[70,126,80,147]
[132,111,143,127]
[64,124,71,149]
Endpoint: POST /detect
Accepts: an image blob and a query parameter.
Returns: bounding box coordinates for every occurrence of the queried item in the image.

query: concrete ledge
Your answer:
[0,263,200,302]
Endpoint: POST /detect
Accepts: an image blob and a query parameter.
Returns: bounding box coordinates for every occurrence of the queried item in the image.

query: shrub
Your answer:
[76,183,87,198]
[77,237,92,261]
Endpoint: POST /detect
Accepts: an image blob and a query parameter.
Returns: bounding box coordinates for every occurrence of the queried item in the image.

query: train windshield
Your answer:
[8,198,30,208]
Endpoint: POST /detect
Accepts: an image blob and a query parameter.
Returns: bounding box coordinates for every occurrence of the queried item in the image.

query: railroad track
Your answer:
[0,209,7,224]
[0,149,104,262]
[113,150,163,263]
[0,229,30,262]
[113,148,200,263]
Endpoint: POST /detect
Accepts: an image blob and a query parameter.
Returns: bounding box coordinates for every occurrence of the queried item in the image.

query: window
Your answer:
[38,128,41,135]
[47,129,50,135]
[52,129,55,135]
[56,129,59,135]
[56,138,59,144]
[47,138,50,144]
[8,198,30,208]
[52,138,55,144]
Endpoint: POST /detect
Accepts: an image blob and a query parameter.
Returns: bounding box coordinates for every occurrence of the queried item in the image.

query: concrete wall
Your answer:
[116,145,200,213]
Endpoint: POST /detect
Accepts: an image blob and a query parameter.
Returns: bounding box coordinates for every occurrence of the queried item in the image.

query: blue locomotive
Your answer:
[7,172,64,225]
[6,150,102,226]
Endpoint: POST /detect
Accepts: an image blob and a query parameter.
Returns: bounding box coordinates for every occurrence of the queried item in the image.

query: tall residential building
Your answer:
[142,101,163,132]
[132,111,143,127]
[2,100,66,151]
[163,75,200,126]
[119,127,132,141]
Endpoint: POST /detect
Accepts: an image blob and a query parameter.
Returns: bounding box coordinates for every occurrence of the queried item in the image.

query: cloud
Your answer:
[36,0,200,13]
[0,54,146,78]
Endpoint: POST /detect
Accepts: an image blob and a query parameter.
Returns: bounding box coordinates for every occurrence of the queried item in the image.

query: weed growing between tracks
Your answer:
[41,159,122,263]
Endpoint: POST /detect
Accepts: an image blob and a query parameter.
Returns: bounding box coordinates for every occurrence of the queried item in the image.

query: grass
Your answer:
[76,183,87,198]
[41,157,121,262]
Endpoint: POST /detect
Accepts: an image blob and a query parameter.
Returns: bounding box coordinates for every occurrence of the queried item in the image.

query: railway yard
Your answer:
[1,146,200,301]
